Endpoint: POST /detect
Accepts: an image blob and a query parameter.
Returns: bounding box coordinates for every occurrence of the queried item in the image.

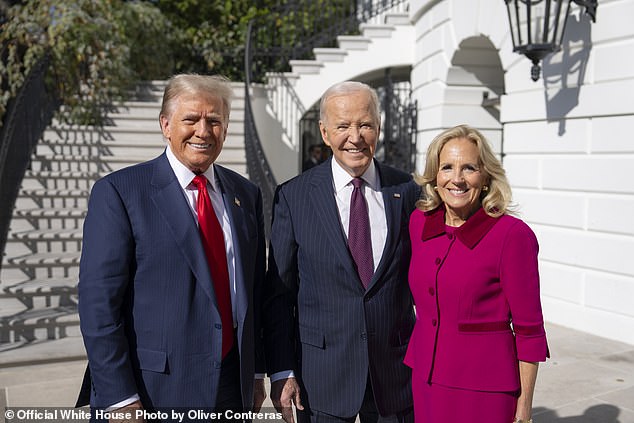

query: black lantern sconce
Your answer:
[505,0,597,81]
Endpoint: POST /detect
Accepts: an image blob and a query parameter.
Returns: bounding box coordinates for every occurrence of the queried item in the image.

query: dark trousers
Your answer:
[298,376,413,423]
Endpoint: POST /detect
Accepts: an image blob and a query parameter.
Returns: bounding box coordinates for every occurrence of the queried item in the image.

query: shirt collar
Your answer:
[166,145,218,192]
[421,205,500,249]
[331,158,379,193]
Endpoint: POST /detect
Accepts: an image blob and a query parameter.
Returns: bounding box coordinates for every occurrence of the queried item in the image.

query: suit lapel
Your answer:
[215,165,249,323]
[309,162,363,289]
[367,162,403,291]
[150,154,217,304]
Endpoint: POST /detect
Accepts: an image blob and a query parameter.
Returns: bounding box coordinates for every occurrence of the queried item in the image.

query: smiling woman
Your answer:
[405,124,549,423]
[435,138,487,226]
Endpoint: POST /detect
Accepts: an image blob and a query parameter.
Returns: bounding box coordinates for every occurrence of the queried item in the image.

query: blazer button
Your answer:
[428,287,435,296]
[215,324,222,330]
[432,319,437,326]
[214,361,222,369]
[361,332,368,340]
[447,233,454,240]
[435,258,441,265]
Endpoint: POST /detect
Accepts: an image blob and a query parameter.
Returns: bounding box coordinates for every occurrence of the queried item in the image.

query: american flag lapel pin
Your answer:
[234,197,241,207]
[393,193,401,198]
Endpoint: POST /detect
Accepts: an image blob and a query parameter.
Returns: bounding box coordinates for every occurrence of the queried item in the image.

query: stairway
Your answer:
[0,81,247,350]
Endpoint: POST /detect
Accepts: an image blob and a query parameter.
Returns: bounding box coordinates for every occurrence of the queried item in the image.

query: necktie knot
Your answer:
[351,177,364,189]
[192,174,208,191]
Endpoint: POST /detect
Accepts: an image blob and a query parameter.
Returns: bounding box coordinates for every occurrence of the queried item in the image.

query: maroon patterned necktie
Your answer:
[192,175,233,358]
[348,177,374,288]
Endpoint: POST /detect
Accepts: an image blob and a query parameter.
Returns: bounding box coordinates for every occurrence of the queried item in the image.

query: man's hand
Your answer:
[270,378,303,423]
[254,378,267,413]
[109,400,144,423]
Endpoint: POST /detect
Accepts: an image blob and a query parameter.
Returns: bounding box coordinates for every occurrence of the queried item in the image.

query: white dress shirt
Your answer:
[166,145,238,325]
[331,158,387,271]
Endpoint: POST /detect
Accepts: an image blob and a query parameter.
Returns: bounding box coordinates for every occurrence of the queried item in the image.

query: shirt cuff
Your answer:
[270,370,295,383]
[106,394,140,411]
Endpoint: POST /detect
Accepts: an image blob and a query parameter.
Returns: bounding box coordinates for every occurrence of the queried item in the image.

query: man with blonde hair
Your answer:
[78,74,266,421]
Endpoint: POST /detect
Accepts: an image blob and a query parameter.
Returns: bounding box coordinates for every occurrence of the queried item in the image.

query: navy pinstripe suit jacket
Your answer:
[78,153,266,414]
[264,158,418,418]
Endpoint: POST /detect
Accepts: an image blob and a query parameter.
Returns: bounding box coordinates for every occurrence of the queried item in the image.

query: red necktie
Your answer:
[192,175,233,358]
[348,177,374,288]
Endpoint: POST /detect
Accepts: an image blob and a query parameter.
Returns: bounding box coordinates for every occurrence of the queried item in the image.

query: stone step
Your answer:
[24,170,104,180]
[289,60,324,75]
[20,170,100,191]
[30,154,159,172]
[359,23,396,38]
[0,305,80,344]
[10,208,86,232]
[336,34,372,50]
[17,188,89,210]
[384,12,410,25]
[15,208,87,219]
[10,228,83,241]
[20,188,90,198]
[1,278,78,310]
[3,252,80,280]
[313,48,348,63]
[8,229,83,254]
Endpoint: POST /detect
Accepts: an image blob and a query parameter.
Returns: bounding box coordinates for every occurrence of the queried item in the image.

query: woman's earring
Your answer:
[433,186,438,191]
[482,185,489,192]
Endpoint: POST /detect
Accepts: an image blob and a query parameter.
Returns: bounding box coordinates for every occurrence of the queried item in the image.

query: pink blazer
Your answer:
[404,206,549,392]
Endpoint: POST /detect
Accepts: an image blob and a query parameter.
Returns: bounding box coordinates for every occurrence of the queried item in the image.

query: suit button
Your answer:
[214,361,221,369]
[428,287,435,296]
[361,332,367,340]
[435,258,441,265]
[448,233,454,240]
[215,324,222,330]
[432,319,437,326]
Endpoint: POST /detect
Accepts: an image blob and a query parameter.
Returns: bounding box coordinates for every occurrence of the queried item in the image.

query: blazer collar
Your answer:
[422,205,499,249]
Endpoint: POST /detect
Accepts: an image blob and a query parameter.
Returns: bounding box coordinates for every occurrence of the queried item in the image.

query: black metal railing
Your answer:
[376,69,417,174]
[0,56,57,268]
[247,0,407,82]
[244,0,408,233]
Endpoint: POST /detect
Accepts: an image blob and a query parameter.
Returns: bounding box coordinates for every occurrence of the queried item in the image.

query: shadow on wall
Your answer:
[542,11,592,136]
[533,404,622,422]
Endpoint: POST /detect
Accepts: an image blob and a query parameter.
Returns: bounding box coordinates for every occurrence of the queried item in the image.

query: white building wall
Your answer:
[410,0,634,345]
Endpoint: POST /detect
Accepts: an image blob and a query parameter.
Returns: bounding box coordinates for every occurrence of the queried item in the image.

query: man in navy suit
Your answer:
[264,81,418,423]
[78,74,266,421]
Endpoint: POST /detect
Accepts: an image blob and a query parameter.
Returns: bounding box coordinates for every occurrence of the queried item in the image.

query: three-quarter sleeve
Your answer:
[499,220,550,362]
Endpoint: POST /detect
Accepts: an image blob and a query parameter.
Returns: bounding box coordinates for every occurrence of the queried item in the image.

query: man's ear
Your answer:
[159,114,170,139]
[319,120,330,147]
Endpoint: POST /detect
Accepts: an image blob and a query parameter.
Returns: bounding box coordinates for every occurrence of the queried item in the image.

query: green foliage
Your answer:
[0,0,360,128]
[149,0,260,80]
[0,0,174,127]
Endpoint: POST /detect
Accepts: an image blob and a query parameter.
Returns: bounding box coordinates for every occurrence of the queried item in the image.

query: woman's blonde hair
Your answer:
[415,124,514,217]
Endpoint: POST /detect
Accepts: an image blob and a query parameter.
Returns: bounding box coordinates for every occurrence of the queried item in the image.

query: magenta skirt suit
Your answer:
[405,206,549,422]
